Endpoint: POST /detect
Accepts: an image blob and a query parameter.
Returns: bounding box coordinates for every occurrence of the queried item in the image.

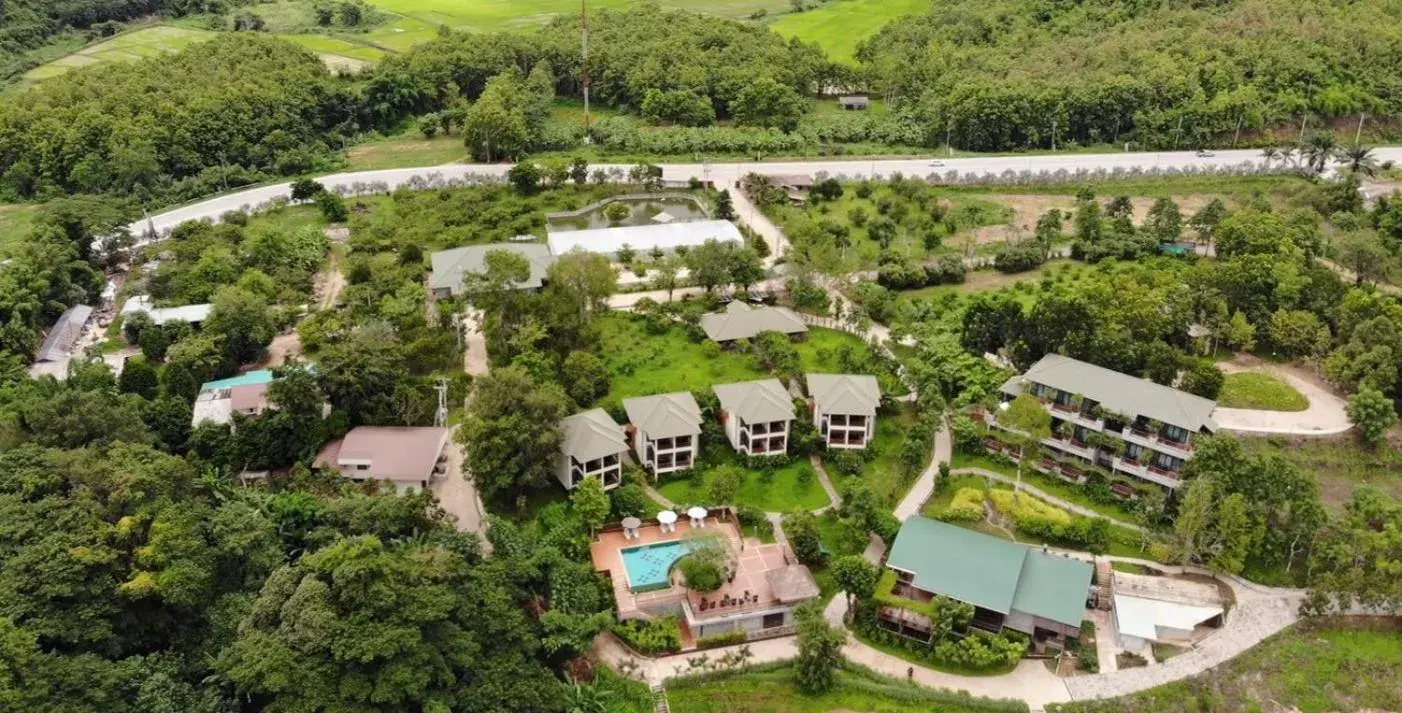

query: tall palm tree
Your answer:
[1260,146,1280,167]
[1301,132,1339,174]
[1340,145,1381,177]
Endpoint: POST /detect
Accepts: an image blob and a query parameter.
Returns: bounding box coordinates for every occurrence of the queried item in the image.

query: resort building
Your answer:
[35,305,93,365]
[713,379,794,457]
[768,174,815,204]
[883,516,1093,650]
[428,243,557,298]
[546,219,743,260]
[314,426,449,494]
[558,408,629,490]
[806,373,880,449]
[1111,570,1225,651]
[838,95,870,111]
[623,392,703,477]
[121,295,213,327]
[700,302,808,345]
[192,370,275,427]
[991,353,1219,490]
[590,510,820,648]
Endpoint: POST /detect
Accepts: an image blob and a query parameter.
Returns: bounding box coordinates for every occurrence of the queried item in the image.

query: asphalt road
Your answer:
[124,148,1395,239]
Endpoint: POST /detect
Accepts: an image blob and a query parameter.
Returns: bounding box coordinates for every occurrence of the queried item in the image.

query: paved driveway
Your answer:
[430,430,489,546]
[1213,359,1352,436]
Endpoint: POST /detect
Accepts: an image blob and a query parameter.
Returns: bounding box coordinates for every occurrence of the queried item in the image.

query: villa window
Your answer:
[1160,424,1190,444]
[1125,443,1145,460]
[1152,452,1185,472]
[762,613,784,629]
[675,435,691,448]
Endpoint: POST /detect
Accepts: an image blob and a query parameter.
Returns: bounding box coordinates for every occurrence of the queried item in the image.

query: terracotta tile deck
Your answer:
[590,516,796,621]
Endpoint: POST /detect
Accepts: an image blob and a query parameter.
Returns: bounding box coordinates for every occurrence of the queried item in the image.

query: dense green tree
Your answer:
[204,286,275,368]
[793,600,844,694]
[561,351,610,407]
[217,535,563,713]
[1347,386,1398,447]
[732,76,805,132]
[782,510,823,566]
[830,555,879,610]
[571,476,610,533]
[460,365,571,500]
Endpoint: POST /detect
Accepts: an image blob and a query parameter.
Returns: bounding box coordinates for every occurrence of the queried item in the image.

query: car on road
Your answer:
[929,160,945,167]
[1195,149,1215,157]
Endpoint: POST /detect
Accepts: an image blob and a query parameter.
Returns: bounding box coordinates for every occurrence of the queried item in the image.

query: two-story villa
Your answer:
[558,409,629,490]
[623,392,703,476]
[993,354,1219,490]
[713,379,794,456]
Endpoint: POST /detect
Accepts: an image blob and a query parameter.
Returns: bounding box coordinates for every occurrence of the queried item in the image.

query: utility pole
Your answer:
[434,377,449,428]
[1232,114,1243,147]
[1173,115,1184,149]
[1355,113,1366,147]
[945,118,952,157]
[581,0,591,143]
[1050,120,1058,152]
[1298,115,1308,149]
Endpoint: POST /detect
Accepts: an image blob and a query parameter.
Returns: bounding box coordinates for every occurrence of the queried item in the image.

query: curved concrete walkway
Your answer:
[1213,359,1352,436]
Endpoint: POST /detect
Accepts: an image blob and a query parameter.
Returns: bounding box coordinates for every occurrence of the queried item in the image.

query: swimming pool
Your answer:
[621,540,691,592]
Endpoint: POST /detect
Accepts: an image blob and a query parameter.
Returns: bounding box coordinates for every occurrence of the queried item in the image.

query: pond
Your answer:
[548,195,710,231]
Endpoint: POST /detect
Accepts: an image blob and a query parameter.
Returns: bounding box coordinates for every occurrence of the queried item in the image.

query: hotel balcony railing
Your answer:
[1114,457,1182,489]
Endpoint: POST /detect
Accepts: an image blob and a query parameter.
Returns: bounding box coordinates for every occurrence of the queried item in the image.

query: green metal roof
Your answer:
[887,517,1026,614]
[199,370,275,392]
[887,516,1093,628]
[1012,550,1095,628]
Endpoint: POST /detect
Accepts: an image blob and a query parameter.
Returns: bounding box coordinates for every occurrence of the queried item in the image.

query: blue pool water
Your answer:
[621,540,691,591]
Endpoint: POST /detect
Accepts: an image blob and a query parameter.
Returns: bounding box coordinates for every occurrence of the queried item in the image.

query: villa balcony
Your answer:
[1040,401,1105,433]
[1042,436,1094,461]
[1113,457,1181,489]
[1122,428,1194,460]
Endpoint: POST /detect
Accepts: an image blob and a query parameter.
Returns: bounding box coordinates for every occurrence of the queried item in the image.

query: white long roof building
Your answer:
[546,219,743,257]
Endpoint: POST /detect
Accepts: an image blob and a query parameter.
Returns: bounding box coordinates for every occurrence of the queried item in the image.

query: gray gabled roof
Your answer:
[700,302,808,343]
[560,408,628,463]
[623,392,703,439]
[713,379,794,424]
[1001,353,1219,432]
[807,373,880,416]
[35,305,93,362]
[888,516,1093,629]
[429,242,555,295]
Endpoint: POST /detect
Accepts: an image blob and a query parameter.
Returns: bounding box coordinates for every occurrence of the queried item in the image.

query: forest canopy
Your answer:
[856,0,1402,150]
[0,34,354,200]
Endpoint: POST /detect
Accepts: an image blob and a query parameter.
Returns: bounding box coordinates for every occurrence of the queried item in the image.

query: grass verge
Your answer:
[1218,371,1309,411]
[1048,618,1402,713]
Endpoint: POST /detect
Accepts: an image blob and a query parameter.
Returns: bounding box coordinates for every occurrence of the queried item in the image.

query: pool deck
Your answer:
[592,515,802,625]
[592,516,746,620]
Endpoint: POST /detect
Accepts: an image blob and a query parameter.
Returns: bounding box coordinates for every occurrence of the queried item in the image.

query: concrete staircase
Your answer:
[1095,559,1113,610]
[650,681,670,713]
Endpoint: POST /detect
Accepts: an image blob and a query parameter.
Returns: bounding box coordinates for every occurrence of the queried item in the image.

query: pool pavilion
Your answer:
[589,507,819,649]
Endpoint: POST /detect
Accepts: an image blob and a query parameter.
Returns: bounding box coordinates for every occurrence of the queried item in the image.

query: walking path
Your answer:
[1213,358,1352,436]
[950,467,1144,532]
[808,455,842,514]
[893,426,951,521]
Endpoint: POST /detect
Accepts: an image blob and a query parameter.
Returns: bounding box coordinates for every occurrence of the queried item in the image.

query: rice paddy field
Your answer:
[770,0,930,63]
[14,0,914,90]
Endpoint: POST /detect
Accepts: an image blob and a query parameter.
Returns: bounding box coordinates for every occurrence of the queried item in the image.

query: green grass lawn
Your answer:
[366,0,790,33]
[655,449,830,513]
[596,313,767,407]
[1218,371,1309,411]
[0,204,40,256]
[811,510,869,601]
[848,404,921,506]
[345,130,469,170]
[898,260,1090,303]
[597,313,891,410]
[770,0,930,64]
[668,662,1007,713]
[1238,435,1402,509]
[1049,619,1402,713]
